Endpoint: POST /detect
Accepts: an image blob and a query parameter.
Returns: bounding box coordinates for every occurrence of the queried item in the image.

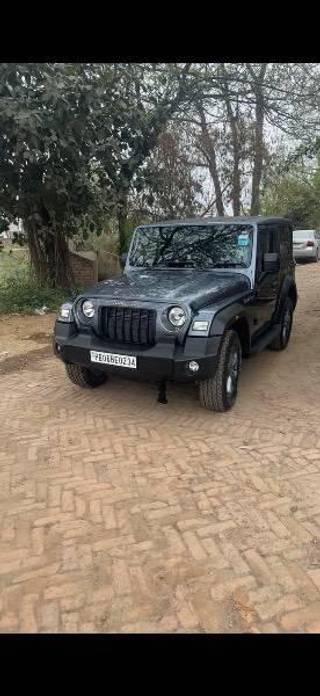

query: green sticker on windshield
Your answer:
[238,234,250,246]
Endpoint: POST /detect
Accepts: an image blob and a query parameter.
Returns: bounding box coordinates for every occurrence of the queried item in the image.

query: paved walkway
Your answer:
[1,264,320,632]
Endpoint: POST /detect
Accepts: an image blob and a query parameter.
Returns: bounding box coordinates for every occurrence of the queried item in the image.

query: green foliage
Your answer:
[82,63,195,252]
[261,156,320,228]
[0,275,69,314]
[0,62,195,275]
[0,253,70,313]
[0,63,104,286]
[72,228,119,255]
[72,217,141,256]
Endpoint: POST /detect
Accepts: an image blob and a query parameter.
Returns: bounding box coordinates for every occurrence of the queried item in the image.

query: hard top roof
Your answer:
[138,215,290,227]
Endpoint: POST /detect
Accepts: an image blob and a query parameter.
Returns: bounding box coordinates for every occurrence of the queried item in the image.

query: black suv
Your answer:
[54,217,297,411]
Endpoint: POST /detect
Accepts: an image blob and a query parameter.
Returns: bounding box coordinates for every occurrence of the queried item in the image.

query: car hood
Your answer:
[84,269,250,311]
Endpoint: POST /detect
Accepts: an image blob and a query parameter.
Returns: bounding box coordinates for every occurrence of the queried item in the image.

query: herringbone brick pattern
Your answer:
[1,264,320,633]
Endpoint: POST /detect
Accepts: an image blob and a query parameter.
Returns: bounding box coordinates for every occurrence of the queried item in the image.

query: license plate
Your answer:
[90,350,137,369]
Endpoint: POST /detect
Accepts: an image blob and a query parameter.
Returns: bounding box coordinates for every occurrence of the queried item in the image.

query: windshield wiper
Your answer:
[211,261,247,268]
[155,261,196,268]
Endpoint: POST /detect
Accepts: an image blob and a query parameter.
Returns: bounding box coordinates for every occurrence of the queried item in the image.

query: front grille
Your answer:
[101,306,156,346]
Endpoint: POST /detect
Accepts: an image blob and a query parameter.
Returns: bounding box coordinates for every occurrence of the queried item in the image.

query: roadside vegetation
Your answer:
[0,248,70,314]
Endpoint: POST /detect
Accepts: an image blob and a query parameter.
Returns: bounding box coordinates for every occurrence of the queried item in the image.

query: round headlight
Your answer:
[82,300,96,318]
[168,306,186,327]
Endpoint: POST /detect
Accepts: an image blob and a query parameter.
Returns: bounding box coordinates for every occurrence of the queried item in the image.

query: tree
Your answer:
[85,63,195,254]
[178,63,261,216]
[131,128,203,223]
[0,63,99,287]
[261,153,320,228]
[179,63,320,218]
[196,104,225,216]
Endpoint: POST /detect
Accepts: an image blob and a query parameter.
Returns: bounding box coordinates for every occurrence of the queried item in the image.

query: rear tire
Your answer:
[65,362,107,388]
[269,298,293,351]
[199,330,241,412]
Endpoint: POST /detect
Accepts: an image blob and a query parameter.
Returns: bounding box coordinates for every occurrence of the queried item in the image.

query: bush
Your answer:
[72,229,119,255]
[0,261,71,314]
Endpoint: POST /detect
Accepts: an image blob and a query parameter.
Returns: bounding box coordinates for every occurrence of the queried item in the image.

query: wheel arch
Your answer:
[274,278,298,322]
[287,283,298,309]
[226,315,251,356]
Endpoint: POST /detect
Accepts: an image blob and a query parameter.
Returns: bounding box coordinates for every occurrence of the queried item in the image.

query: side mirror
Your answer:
[263,252,280,273]
[120,252,128,269]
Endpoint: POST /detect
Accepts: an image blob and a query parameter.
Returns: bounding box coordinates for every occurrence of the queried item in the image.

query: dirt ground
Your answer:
[1,263,320,633]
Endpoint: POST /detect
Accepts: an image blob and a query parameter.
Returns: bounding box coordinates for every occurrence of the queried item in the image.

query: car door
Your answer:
[252,224,281,335]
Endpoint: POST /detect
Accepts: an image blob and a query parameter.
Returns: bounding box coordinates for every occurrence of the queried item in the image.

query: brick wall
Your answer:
[69,251,98,287]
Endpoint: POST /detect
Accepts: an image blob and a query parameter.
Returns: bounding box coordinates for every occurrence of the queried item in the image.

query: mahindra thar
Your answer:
[53,217,297,411]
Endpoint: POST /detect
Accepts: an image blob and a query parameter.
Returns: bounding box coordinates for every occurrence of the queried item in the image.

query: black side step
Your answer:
[250,323,281,354]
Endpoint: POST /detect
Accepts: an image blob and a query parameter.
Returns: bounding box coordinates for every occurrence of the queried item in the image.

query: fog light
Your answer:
[188,360,199,372]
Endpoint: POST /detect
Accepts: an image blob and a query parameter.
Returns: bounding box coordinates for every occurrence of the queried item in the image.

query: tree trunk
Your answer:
[225,111,241,216]
[25,220,74,288]
[250,91,265,216]
[53,230,74,288]
[230,145,241,216]
[26,222,47,286]
[249,64,268,216]
[220,66,241,216]
[197,106,225,216]
[117,192,129,256]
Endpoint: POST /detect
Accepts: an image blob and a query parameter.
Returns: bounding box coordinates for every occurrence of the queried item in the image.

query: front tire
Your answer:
[269,298,293,351]
[199,330,242,412]
[65,362,107,388]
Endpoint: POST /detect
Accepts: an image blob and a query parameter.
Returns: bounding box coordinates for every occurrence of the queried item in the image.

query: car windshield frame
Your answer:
[128,223,254,270]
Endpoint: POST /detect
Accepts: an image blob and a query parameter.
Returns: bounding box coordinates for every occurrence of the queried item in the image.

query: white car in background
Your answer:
[293,229,320,262]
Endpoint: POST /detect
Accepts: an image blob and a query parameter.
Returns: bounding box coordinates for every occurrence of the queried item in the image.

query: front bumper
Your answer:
[53,320,221,383]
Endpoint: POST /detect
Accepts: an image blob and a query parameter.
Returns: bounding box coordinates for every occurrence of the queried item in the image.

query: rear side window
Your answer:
[258,225,279,252]
[256,225,279,275]
[280,224,292,264]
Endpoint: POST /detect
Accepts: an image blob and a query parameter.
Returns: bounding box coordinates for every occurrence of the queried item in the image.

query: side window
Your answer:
[257,225,279,275]
[280,224,292,264]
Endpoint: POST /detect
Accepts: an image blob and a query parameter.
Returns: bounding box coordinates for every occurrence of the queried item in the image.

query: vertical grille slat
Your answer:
[124,308,132,343]
[115,307,123,342]
[140,310,148,345]
[102,307,156,346]
[108,307,116,341]
[131,309,140,344]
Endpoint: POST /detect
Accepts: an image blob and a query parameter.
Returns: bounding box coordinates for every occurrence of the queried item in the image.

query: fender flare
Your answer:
[209,301,250,337]
[273,277,297,321]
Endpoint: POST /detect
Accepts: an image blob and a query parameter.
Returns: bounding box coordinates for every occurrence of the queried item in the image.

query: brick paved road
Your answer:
[1,264,320,633]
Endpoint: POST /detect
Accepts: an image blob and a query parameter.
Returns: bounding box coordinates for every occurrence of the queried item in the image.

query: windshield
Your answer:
[129,224,254,269]
[293,230,315,241]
